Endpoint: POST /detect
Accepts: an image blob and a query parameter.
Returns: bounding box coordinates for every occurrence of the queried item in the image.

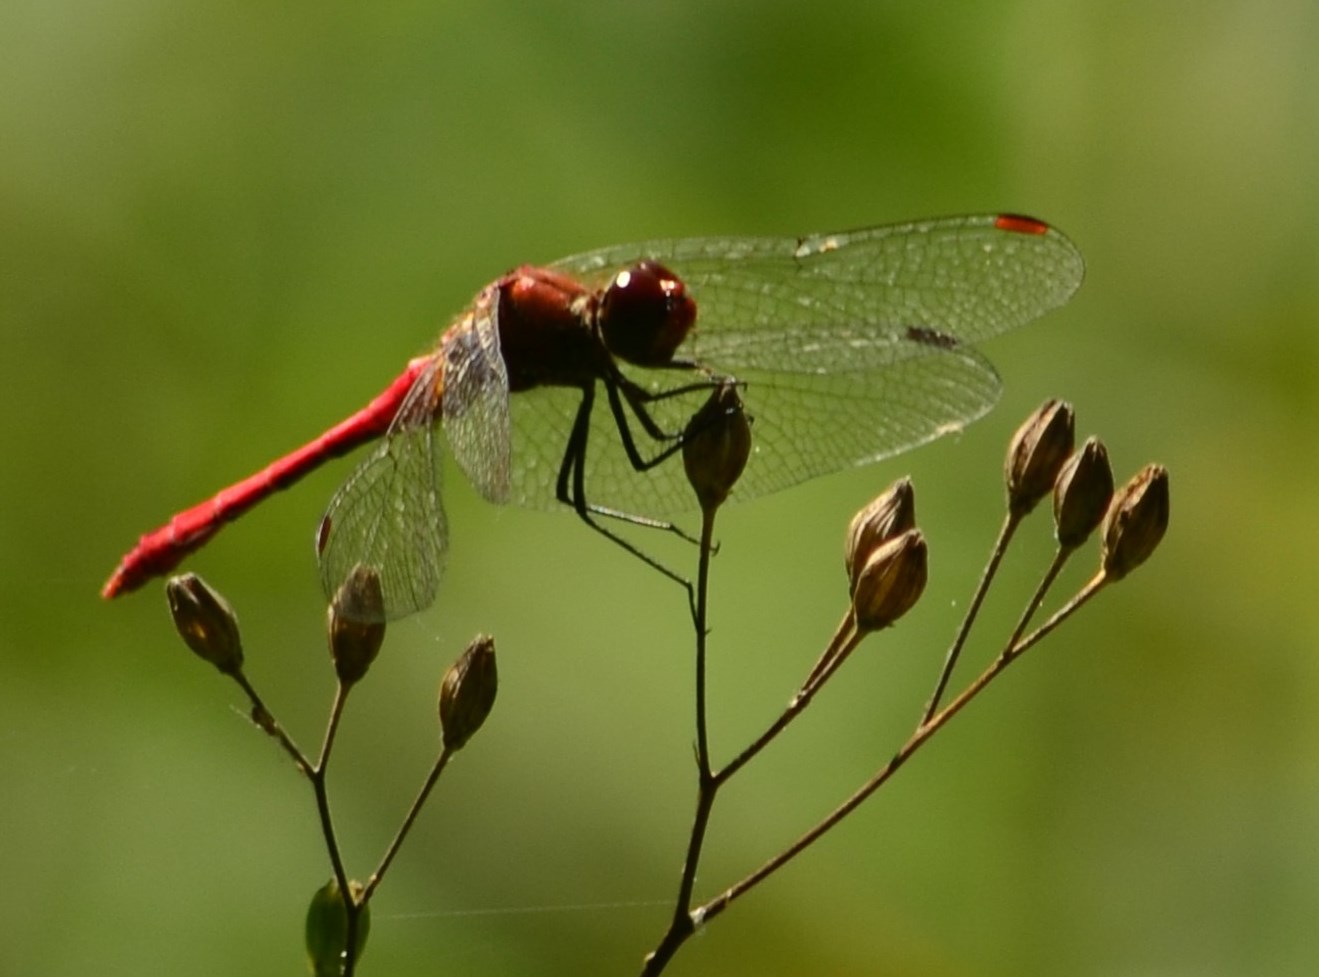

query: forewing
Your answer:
[550,214,1084,360]
[518,215,1078,515]
[318,359,447,621]
[441,293,513,505]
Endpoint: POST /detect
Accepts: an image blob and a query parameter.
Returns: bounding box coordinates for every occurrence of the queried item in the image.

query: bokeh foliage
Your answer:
[2,1,1315,975]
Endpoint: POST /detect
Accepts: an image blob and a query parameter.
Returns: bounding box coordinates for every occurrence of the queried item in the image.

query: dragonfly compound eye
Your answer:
[598,260,696,367]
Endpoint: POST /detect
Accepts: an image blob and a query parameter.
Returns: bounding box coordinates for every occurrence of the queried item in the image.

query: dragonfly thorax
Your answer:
[494,266,613,393]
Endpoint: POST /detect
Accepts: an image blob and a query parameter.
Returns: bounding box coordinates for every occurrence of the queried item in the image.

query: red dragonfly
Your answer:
[103,214,1083,621]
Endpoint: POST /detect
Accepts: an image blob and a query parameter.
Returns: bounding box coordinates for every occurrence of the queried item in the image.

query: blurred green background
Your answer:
[3,1,1315,975]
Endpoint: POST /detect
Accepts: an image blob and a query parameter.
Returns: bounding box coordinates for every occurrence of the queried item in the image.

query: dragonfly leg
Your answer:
[555,383,697,601]
[609,368,726,444]
[602,379,688,472]
[601,369,741,478]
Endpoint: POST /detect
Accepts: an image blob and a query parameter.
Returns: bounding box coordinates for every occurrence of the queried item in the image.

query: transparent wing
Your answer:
[503,343,1001,515]
[550,214,1084,363]
[441,291,513,505]
[502,214,1081,514]
[317,358,447,621]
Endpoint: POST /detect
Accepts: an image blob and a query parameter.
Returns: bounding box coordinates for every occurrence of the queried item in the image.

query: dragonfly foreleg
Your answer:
[554,383,700,595]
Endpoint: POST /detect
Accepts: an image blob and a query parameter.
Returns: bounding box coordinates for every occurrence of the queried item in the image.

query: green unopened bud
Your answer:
[682,382,752,512]
[851,529,928,632]
[165,573,243,675]
[328,565,386,686]
[1102,464,1170,580]
[439,635,498,752]
[304,878,369,977]
[1005,399,1075,517]
[844,478,916,592]
[1053,437,1114,549]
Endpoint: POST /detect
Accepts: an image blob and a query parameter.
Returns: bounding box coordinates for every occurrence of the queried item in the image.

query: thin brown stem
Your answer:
[363,747,453,903]
[716,623,863,786]
[228,669,362,974]
[341,895,362,977]
[921,510,1021,724]
[229,669,311,774]
[640,506,720,977]
[697,567,1106,927]
[799,616,863,699]
[640,781,714,976]
[801,610,857,690]
[1006,570,1107,659]
[1004,545,1074,654]
[311,685,353,895]
[305,683,362,977]
[693,507,717,778]
[317,682,350,772]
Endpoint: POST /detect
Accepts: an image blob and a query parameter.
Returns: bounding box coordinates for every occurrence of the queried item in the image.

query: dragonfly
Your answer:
[102,213,1084,621]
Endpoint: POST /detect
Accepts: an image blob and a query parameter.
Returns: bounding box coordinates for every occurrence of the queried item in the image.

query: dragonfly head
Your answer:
[597,260,696,367]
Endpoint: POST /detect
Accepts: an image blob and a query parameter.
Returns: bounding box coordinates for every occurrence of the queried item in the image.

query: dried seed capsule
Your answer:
[1005,399,1075,517]
[1102,464,1170,580]
[165,573,243,676]
[328,565,386,686]
[439,635,498,751]
[844,478,916,592]
[304,878,369,977]
[1053,437,1114,549]
[851,528,928,632]
[682,382,752,512]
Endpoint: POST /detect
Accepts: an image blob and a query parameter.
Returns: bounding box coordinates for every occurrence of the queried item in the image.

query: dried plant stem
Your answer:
[647,513,877,975]
[642,507,721,976]
[693,508,717,777]
[221,607,479,976]
[310,684,353,903]
[921,510,1021,724]
[1009,569,1107,657]
[364,748,453,902]
[1005,545,1073,651]
[801,611,859,690]
[341,906,362,977]
[227,667,366,975]
[694,568,1109,932]
[696,690,952,922]
[719,620,862,784]
[308,685,369,977]
[643,783,715,975]
[230,667,353,906]
[230,669,310,774]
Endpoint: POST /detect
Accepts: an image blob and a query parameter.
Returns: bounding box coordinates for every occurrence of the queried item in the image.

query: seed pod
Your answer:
[165,573,243,676]
[844,477,916,592]
[1053,437,1114,549]
[851,528,928,632]
[327,565,386,686]
[1102,464,1170,580]
[439,635,498,752]
[304,878,369,977]
[682,382,752,512]
[1005,399,1075,517]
